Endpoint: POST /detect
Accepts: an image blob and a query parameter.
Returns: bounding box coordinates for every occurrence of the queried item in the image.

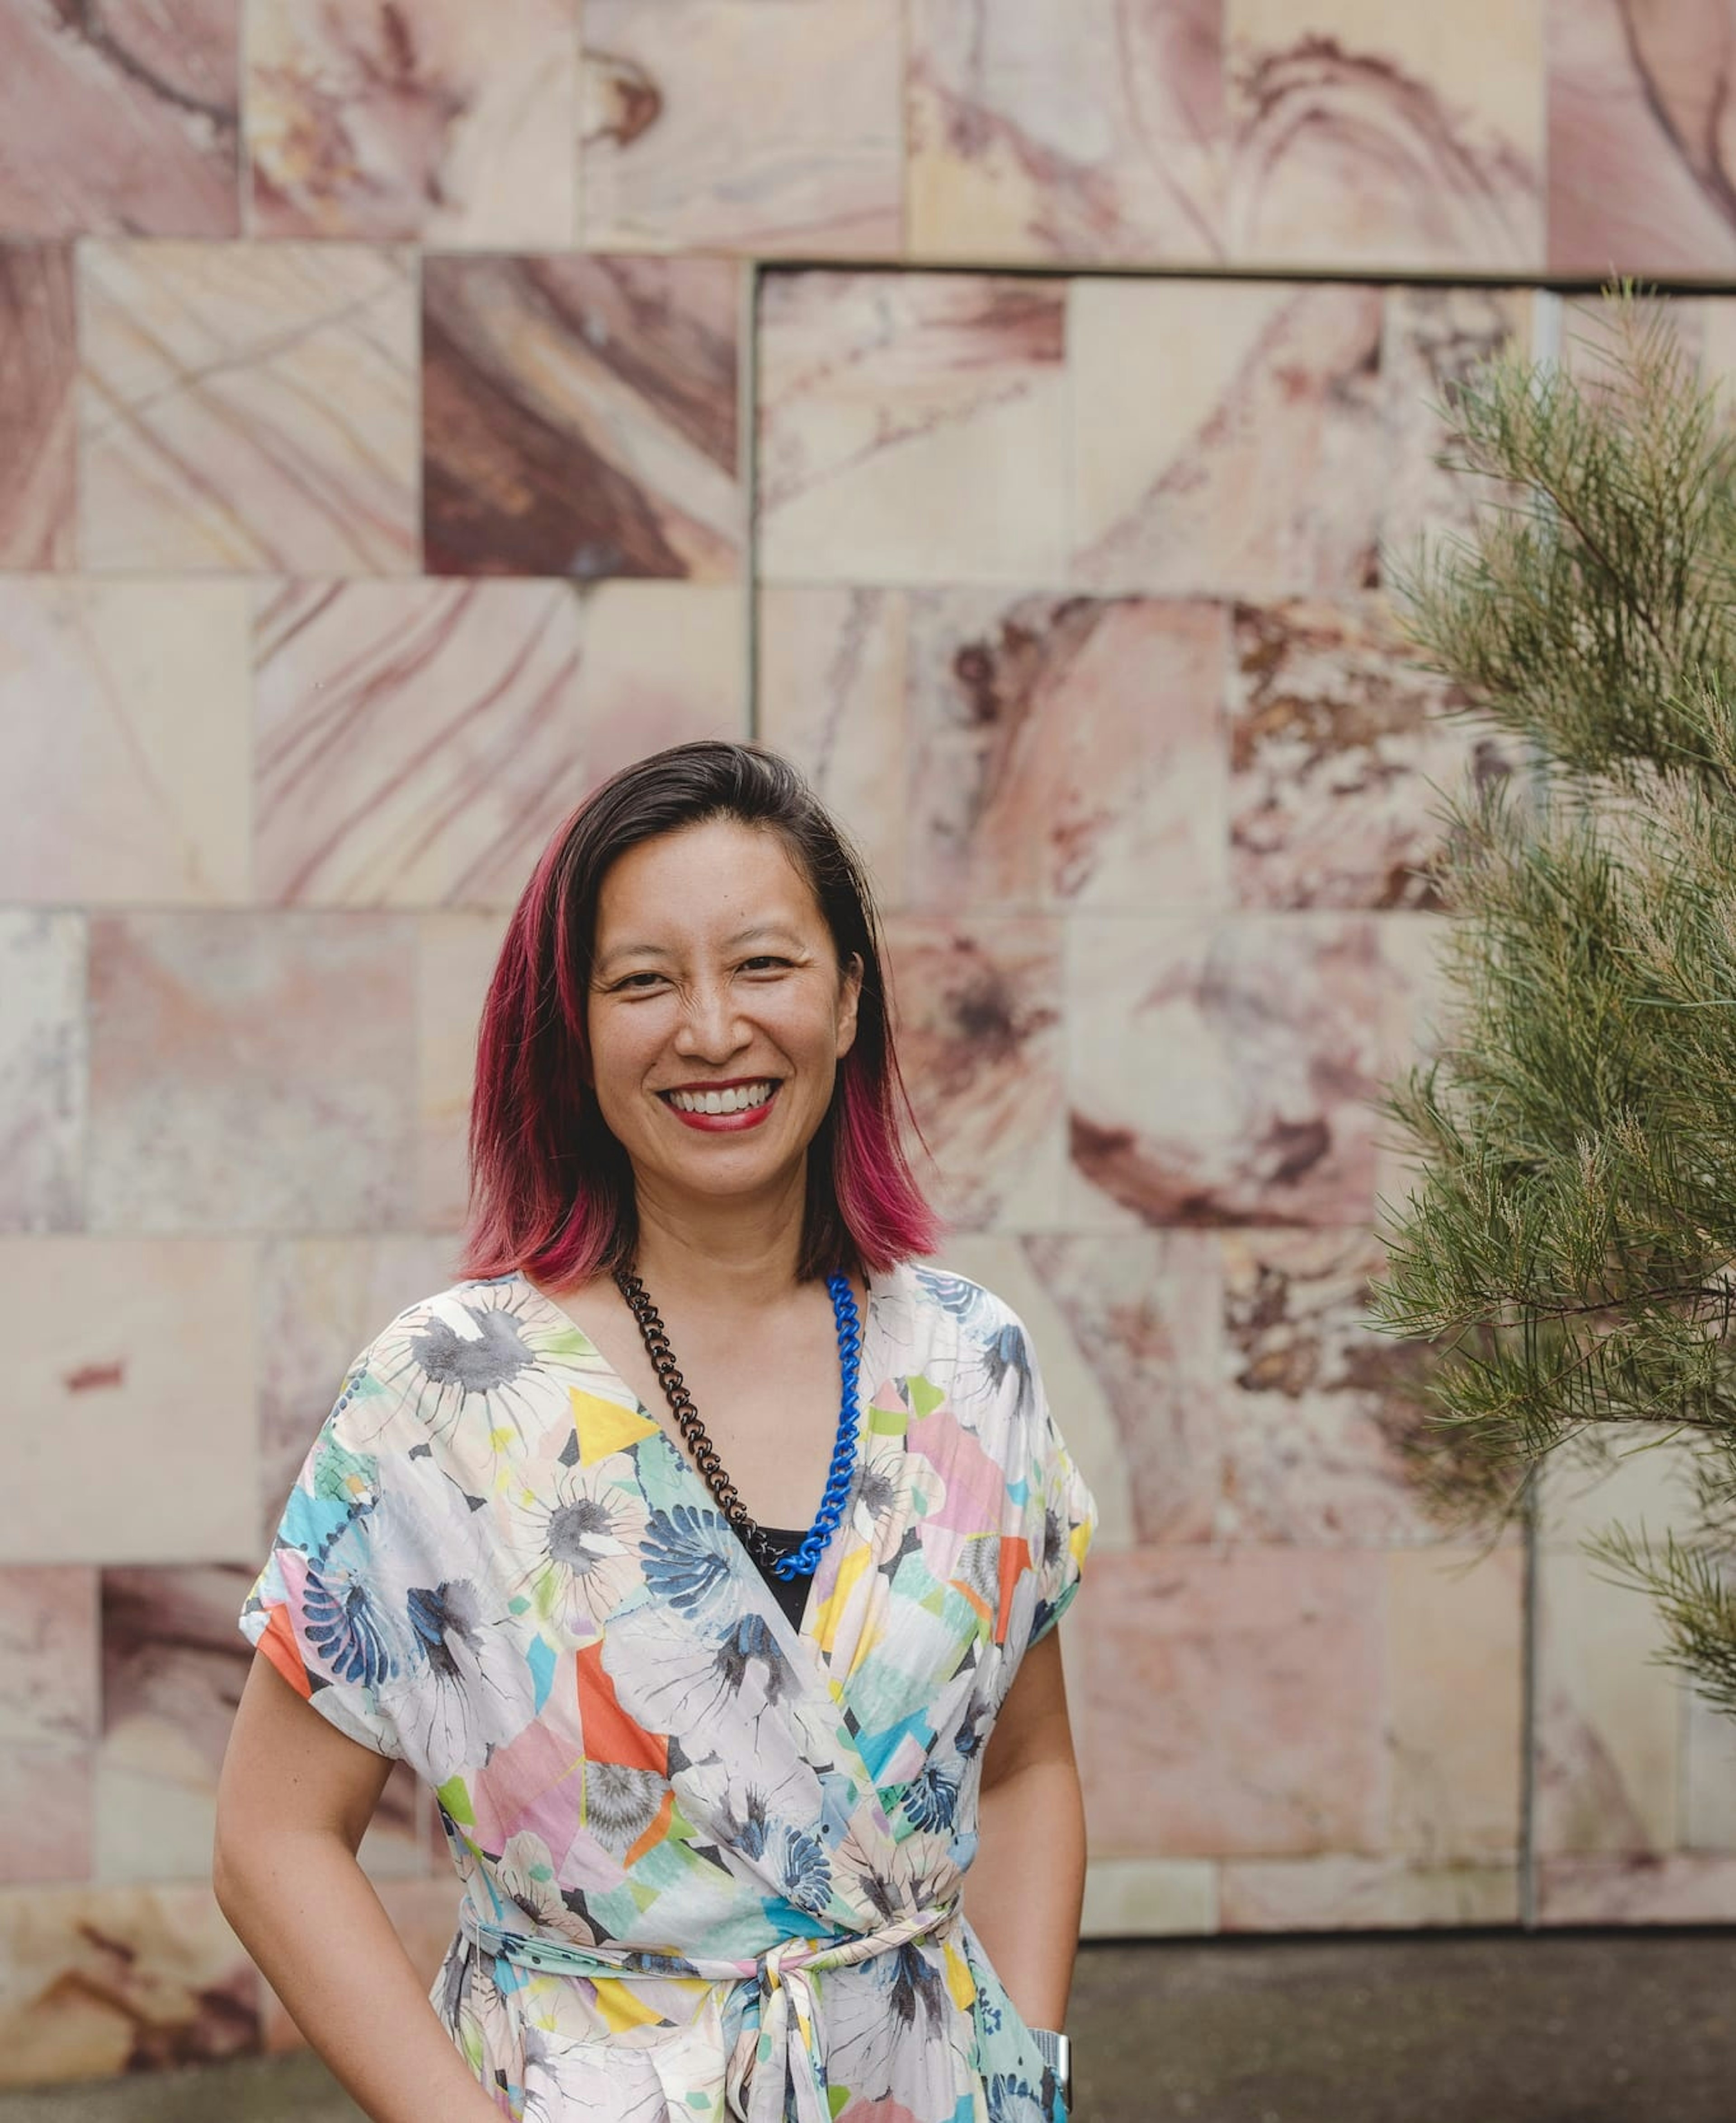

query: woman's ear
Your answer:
[837,952,864,1056]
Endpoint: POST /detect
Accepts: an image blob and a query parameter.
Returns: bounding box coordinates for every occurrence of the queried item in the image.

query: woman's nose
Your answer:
[674,979,745,1052]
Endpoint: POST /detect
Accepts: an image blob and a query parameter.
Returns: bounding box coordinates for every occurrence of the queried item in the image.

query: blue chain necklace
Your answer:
[611,1265,863,1581]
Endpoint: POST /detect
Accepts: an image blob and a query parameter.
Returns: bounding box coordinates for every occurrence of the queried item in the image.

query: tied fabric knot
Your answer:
[459,1895,961,2123]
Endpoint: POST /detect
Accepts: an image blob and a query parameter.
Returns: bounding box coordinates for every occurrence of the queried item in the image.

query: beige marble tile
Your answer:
[1226,0,1544,271]
[1682,1686,1736,1851]
[1386,1547,1524,1858]
[255,581,590,908]
[758,587,911,912]
[0,1239,258,1567]
[1220,1855,1518,1930]
[0,1568,99,1755]
[87,912,417,1234]
[582,0,901,256]
[881,916,1066,1232]
[0,0,240,238]
[1079,1856,1219,1938]
[1217,1228,1446,1545]
[1015,1232,1218,1547]
[907,0,1226,266]
[1066,913,1384,1231]
[929,1234,1142,1555]
[567,581,749,775]
[759,271,1069,586]
[0,913,84,1234]
[1373,909,1466,1220]
[418,911,512,1231]
[250,0,578,244]
[0,580,250,905]
[1536,1422,1705,1554]
[423,253,741,582]
[0,1882,257,2085]
[1228,597,1526,912]
[0,241,75,567]
[906,593,1229,916]
[1071,278,1385,598]
[1538,1852,1736,1926]
[0,1749,92,1887]
[1535,1545,1682,1856]
[258,1235,467,1540]
[1548,0,1736,278]
[1077,1546,1389,1858]
[80,242,417,575]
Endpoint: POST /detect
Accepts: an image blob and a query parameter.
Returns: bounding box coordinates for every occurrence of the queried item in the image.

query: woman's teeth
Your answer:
[666,1080,776,1115]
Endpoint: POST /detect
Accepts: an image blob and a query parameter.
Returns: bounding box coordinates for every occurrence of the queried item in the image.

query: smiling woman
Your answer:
[214,741,1097,2123]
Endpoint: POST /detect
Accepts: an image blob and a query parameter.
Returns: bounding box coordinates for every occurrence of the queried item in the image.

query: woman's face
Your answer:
[585,818,863,1209]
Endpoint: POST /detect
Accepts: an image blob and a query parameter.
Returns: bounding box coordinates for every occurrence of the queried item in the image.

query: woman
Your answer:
[215,740,1098,2123]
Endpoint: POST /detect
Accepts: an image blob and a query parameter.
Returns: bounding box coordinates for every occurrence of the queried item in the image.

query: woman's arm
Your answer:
[963,1625,1088,2032]
[213,1656,499,2123]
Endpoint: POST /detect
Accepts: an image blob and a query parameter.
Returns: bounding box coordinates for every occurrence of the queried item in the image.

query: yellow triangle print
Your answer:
[569,1385,660,1465]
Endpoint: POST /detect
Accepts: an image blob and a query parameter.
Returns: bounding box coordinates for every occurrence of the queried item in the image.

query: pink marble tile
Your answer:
[1386,1548,1524,1859]
[87,913,417,1234]
[906,594,1229,915]
[79,242,417,575]
[881,917,1065,1232]
[1548,0,1736,278]
[0,581,251,905]
[0,1239,259,1567]
[1538,1853,1736,1926]
[0,912,84,1234]
[0,241,74,567]
[250,0,577,244]
[0,1883,258,2084]
[1022,1233,1222,1545]
[758,587,911,909]
[583,0,901,255]
[1381,286,1534,574]
[423,253,740,581]
[0,0,240,237]
[97,1565,426,1881]
[1217,1228,1446,1544]
[1071,279,1385,599]
[1066,913,1384,1230]
[907,0,1227,265]
[1220,1855,1518,1930]
[0,1750,92,1887]
[1229,598,1526,912]
[0,1567,99,1749]
[419,913,512,1230]
[1226,0,1544,271]
[256,581,587,908]
[759,271,1069,586]
[1077,1546,1389,1857]
[258,1237,464,1535]
[1535,1548,1682,1857]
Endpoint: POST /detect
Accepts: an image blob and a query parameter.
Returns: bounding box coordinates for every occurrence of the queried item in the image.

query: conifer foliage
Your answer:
[1369,291,1736,1719]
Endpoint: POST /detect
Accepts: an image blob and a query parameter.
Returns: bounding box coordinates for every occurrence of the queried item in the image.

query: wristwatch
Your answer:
[1031,2026,1072,2114]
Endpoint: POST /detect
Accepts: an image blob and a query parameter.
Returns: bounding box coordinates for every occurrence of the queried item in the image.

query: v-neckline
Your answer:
[508,1266,887,1652]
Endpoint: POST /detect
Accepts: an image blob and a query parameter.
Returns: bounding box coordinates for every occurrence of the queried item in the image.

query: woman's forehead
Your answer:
[594,823,820,949]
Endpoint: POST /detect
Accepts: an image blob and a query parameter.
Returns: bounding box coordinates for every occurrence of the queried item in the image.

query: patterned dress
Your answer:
[241,1260,1098,2123]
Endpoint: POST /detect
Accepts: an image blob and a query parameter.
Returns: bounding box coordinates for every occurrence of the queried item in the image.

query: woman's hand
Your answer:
[214,1656,500,2123]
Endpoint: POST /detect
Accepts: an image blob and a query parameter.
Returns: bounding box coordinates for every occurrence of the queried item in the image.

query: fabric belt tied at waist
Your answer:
[458,1893,960,2123]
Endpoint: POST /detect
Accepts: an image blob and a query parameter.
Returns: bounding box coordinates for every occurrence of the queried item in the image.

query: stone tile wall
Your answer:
[3,0,1735,2088]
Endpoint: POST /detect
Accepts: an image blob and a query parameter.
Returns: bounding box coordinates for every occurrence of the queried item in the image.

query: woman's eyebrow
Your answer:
[595,923,801,973]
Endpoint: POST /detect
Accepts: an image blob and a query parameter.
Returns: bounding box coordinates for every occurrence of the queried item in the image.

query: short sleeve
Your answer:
[239,1351,430,1760]
[1015,1324,1099,1645]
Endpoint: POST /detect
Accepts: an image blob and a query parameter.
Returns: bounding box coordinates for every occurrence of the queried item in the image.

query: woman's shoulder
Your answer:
[891,1261,1038,1389]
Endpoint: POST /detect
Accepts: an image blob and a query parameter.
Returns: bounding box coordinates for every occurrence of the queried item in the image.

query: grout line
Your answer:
[743,258,761,742]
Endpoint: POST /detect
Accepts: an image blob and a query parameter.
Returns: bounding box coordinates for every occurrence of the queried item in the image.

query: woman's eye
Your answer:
[616,973,662,990]
[743,956,790,972]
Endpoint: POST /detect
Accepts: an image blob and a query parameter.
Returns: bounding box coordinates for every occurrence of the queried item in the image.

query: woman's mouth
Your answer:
[658,1079,781,1131]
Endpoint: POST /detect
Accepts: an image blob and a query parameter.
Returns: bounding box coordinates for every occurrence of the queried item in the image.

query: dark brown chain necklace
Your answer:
[611,1261,863,1578]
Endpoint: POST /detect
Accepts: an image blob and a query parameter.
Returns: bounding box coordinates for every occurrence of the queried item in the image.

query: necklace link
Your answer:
[612,1263,863,1577]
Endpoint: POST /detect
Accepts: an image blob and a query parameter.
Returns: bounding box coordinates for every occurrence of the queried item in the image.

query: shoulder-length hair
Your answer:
[459,739,943,1290]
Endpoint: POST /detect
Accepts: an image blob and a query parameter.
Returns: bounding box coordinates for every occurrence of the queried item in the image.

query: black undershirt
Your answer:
[752,1527,813,1632]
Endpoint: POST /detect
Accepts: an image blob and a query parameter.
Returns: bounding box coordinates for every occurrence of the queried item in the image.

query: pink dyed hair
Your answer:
[458,740,944,1291]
